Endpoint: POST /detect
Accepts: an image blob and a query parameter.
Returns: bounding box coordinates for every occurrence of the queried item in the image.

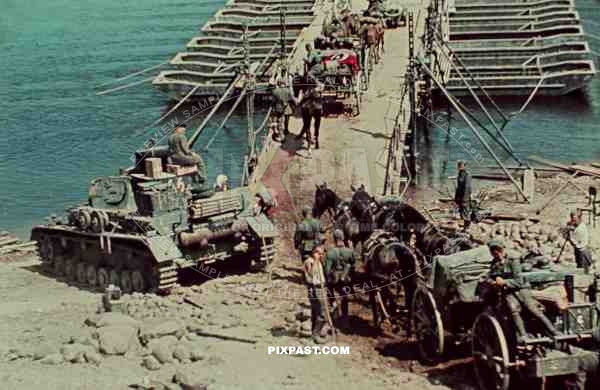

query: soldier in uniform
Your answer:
[325,229,356,328]
[483,240,560,343]
[168,124,207,181]
[271,77,298,139]
[454,160,472,230]
[294,207,324,261]
[566,210,594,273]
[303,245,328,343]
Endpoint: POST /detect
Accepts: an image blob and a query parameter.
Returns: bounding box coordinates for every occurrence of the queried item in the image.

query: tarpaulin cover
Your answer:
[430,246,492,303]
[319,49,360,74]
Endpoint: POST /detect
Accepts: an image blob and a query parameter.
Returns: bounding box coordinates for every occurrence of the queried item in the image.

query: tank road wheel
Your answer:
[97,267,110,291]
[131,270,146,293]
[53,257,65,276]
[64,259,77,281]
[90,211,109,234]
[76,262,87,285]
[40,238,55,262]
[86,264,98,288]
[77,210,92,231]
[412,286,444,365]
[120,270,133,293]
[109,269,120,288]
[472,313,510,390]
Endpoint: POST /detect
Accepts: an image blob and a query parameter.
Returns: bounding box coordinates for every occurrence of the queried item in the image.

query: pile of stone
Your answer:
[139,319,206,371]
[469,220,576,262]
[278,305,312,338]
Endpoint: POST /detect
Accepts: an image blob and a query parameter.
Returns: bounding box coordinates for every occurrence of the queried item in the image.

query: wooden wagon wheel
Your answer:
[472,312,510,390]
[412,286,444,364]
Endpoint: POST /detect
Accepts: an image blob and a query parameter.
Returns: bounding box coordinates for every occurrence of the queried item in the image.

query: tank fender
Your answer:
[143,235,183,264]
[245,214,279,239]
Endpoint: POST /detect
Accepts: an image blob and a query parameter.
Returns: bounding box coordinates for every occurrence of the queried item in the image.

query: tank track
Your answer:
[37,231,180,294]
[156,264,178,293]
[251,236,277,272]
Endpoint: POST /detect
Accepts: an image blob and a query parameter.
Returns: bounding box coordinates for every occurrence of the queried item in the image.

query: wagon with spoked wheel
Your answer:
[311,49,363,116]
[412,245,600,390]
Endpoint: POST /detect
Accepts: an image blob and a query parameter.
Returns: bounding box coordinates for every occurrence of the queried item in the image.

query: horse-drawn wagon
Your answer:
[307,49,363,116]
[413,246,600,389]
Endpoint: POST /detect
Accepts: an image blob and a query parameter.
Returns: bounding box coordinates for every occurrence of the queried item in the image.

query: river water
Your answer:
[0,0,599,237]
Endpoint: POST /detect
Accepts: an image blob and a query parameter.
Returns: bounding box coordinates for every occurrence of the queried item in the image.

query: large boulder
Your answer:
[173,342,192,363]
[140,321,186,344]
[149,335,178,364]
[96,325,138,355]
[84,350,102,366]
[142,355,162,371]
[86,312,140,330]
[60,343,94,363]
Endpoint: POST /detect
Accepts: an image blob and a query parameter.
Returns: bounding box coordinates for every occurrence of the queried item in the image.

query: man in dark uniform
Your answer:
[454,160,472,229]
[298,83,323,153]
[168,124,207,181]
[325,229,356,328]
[294,207,324,262]
[484,240,560,343]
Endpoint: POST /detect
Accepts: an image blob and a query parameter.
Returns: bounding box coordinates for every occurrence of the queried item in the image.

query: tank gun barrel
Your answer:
[179,220,249,248]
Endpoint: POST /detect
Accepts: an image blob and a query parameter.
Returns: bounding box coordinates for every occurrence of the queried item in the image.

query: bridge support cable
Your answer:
[432,31,509,125]
[418,57,530,202]
[432,39,515,152]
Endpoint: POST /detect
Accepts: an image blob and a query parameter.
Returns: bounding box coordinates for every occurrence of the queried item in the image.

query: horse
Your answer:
[334,200,362,248]
[362,230,421,330]
[375,201,475,278]
[341,13,361,37]
[312,183,342,219]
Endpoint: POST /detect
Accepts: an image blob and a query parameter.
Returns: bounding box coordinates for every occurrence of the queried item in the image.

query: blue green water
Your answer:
[0,0,249,238]
[1,0,599,238]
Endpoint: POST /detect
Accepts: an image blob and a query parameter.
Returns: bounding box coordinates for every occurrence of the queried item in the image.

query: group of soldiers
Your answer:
[294,207,356,343]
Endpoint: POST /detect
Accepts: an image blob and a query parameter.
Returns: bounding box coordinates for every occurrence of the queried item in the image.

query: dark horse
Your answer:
[333,184,379,249]
[312,182,342,219]
[375,201,474,277]
[362,230,421,330]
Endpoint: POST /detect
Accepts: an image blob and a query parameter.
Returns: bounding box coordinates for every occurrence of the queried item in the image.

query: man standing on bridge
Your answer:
[454,160,472,230]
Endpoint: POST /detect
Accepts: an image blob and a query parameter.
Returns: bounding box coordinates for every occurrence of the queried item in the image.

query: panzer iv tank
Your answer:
[31,145,278,294]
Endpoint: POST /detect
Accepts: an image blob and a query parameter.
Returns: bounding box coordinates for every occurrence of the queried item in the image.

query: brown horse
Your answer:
[361,20,385,65]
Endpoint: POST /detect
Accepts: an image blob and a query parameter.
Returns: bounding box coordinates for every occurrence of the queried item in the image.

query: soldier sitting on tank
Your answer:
[294,206,324,262]
[213,174,229,192]
[481,240,560,343]
[168,124,207,182]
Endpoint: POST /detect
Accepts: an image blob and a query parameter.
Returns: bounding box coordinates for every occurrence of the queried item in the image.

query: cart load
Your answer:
[319,49,360,75]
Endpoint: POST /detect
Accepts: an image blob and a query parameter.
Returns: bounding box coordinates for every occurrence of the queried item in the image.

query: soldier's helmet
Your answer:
[334,229,345,242]
[487,239,505,252]
[302,206,312,218]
